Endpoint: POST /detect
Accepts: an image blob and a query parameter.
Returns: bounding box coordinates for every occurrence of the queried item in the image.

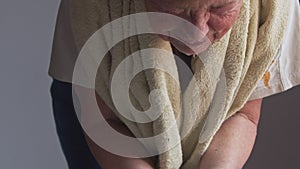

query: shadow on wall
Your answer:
[244,85,300,169]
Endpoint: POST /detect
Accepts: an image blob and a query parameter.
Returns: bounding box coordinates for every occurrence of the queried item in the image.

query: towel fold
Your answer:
[70,0,291,168]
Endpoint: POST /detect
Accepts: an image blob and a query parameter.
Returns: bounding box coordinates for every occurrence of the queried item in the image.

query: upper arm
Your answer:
[95,93,119,121]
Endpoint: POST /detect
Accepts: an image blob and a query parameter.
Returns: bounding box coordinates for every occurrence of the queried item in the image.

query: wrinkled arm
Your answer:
[74,85,156,169]
[199,99,263,169]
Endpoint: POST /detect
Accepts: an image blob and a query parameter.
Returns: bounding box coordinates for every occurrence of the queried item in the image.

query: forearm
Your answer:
[199,99,262,169]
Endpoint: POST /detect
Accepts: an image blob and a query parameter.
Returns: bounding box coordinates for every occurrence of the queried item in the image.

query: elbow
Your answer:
[235,98,263,126]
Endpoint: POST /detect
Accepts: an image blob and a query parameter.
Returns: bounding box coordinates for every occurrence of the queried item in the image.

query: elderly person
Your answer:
[49,0,300,169]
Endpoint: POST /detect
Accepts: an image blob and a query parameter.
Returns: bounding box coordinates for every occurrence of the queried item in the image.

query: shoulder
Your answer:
[249,0,300,100]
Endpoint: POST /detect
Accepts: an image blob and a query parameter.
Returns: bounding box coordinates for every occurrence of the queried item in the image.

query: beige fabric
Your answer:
[49,0,78,82]
[50,0,291,168]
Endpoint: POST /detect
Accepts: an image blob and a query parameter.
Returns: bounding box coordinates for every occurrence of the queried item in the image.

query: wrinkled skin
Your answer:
[145,0,243,55]
[84,1,263,169]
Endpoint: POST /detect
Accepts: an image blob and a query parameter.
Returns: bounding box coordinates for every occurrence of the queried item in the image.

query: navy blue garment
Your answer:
[50,79,102,169]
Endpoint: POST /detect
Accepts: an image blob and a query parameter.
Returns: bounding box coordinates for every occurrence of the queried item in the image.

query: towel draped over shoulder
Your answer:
[70,0,291,168]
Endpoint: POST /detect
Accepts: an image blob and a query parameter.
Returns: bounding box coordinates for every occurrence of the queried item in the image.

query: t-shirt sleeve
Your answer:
[249,0,300,100]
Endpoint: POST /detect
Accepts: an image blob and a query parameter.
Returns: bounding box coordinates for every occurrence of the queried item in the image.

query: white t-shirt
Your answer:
[49,0,300,100]
[249,0,300,100]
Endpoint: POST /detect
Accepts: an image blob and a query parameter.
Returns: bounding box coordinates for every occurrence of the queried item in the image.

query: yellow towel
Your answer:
[70,0,291,168]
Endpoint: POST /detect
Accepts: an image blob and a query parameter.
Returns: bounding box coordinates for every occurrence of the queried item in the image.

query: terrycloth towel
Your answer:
[70,0,291,168]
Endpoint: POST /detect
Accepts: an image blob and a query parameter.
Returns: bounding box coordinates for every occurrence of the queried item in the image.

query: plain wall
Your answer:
[244,87,300,169]
[0,0,67,169]
[0,0,299,169]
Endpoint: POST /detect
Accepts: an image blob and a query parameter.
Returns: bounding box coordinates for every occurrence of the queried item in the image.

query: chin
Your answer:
[170,39,211,56]
[159,35,212,55]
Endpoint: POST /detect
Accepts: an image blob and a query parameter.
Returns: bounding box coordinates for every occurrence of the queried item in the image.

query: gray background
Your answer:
[0,0,299,169]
